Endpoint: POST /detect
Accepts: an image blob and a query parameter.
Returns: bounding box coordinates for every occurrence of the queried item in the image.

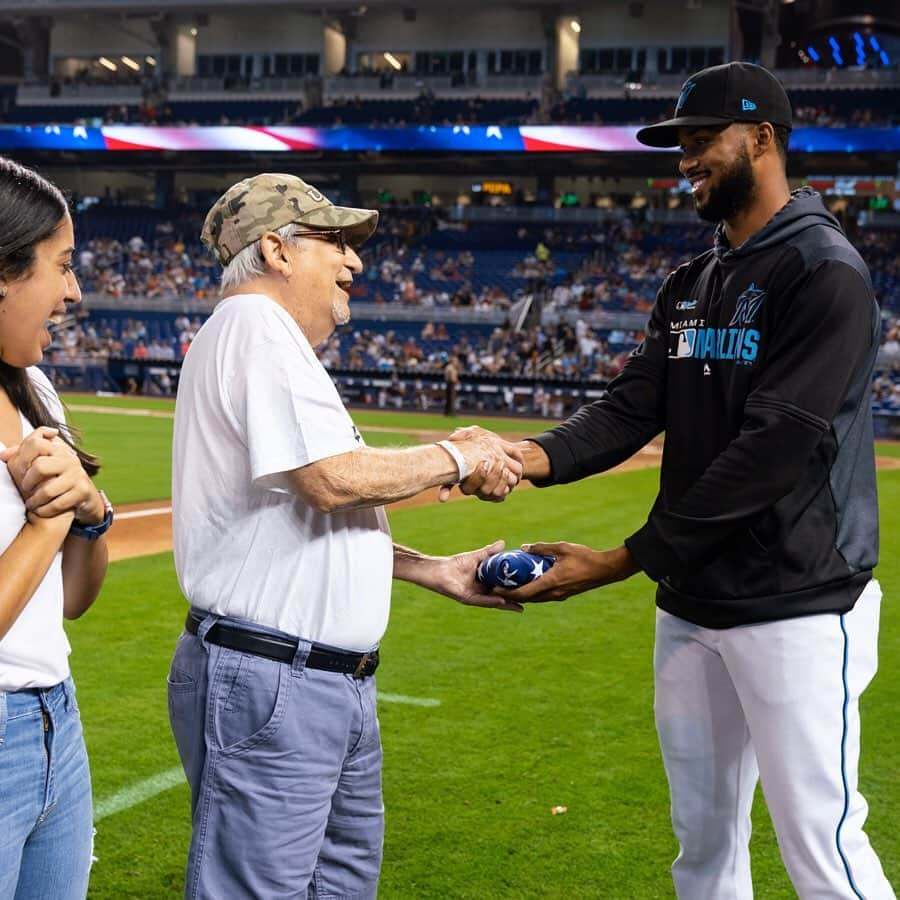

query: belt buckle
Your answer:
[353,653,370,679]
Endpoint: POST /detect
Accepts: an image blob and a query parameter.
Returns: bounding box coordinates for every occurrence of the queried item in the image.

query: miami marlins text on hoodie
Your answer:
[530,188,880,627]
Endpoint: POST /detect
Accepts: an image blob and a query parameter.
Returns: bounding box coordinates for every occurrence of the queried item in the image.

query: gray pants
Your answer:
[168,614,384,899]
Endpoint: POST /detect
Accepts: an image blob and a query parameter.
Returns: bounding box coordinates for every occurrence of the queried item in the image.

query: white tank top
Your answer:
[0,367,71,690]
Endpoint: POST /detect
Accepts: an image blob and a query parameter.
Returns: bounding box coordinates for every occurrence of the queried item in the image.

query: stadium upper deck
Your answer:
[1,0,897,128]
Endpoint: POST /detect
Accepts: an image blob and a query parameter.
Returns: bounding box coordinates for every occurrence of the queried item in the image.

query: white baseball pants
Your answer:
[654,579,895,899]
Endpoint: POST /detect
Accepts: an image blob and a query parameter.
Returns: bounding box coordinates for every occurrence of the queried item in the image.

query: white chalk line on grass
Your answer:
[66,404,498,439]
[68,404,175,419]
[116,506,172,520]
[378,692,441,708]
[94,766,185,822]
[92,693,440,819]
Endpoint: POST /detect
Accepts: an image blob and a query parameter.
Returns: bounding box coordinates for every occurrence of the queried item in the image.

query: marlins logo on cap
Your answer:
[636,62,792,149]
[201,173,379,266]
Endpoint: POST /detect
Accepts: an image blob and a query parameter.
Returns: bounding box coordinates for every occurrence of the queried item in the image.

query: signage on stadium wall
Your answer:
[801,176,896,196]
[473,181,514,194]
[0,124,898,153]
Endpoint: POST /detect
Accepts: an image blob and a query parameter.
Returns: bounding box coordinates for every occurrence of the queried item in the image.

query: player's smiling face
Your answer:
[678,124,757,224]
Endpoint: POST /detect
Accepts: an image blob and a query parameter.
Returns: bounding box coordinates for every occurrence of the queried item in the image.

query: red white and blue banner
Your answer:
[1,124,897,153]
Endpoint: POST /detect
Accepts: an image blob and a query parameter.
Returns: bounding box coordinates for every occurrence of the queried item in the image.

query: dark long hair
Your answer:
[0,157,99,475]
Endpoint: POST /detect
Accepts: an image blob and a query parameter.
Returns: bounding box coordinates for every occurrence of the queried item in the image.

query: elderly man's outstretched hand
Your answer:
[424,540,525,613]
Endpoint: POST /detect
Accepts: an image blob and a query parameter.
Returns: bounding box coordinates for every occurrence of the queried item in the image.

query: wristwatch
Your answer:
[69,490,114,541]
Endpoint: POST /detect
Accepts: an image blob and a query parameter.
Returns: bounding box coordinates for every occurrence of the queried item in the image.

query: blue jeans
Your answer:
[168,612,384,900]
[0,677,93,900]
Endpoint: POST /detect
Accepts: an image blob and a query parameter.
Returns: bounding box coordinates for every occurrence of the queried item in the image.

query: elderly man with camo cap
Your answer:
[168,174,523,899]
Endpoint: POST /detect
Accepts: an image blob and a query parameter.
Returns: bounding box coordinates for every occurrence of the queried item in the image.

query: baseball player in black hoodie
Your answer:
[448,63,894,897]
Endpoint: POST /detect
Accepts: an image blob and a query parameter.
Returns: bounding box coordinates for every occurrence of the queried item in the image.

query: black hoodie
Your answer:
[531,188,880,627]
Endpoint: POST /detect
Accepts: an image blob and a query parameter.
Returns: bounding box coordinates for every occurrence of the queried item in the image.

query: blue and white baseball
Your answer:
[476,549,555,589]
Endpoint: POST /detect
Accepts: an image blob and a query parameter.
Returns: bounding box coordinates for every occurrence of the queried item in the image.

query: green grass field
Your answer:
[58,396,900,898]
[63,393,563,504]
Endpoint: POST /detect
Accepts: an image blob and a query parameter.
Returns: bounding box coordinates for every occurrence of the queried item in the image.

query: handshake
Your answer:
[435,425,530,504]
[423,425,639,609]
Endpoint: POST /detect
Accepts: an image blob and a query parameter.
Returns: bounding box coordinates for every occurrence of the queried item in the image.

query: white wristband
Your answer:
[436,440,468,483]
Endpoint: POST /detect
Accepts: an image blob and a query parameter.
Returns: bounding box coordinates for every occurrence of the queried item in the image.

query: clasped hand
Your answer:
[0,426,101,524]
[438,426,523,503]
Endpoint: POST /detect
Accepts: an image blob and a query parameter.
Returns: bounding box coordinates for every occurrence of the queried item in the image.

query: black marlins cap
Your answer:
[636,62,792,148]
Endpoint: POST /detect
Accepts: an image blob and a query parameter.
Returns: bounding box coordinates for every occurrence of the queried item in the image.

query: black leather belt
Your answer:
[185,612,379,678]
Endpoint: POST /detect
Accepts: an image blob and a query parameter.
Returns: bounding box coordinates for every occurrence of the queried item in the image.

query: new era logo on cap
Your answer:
[741,98,758,111]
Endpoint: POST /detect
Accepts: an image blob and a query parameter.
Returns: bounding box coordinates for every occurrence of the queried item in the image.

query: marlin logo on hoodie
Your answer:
[730,283,767,326]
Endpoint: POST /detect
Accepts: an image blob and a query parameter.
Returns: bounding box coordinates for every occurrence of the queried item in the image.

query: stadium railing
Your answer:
[169,75,310,101]
[17,82,143,104]
[62,356,899,435]
[79,293,651,333]
[569,67,900,97]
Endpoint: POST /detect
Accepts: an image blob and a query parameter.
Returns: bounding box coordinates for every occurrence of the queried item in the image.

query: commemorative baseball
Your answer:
[476,549,555,589]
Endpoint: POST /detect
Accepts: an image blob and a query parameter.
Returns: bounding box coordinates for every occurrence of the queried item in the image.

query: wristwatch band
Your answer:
[69,490,114,541]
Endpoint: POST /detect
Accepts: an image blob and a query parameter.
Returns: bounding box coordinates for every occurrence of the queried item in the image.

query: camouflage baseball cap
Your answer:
[201,173,379,266]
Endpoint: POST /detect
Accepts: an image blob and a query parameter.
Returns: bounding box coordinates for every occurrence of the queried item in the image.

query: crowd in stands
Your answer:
[317,318,640,381]
[48,304,640,383]
[41,210,900,413]
[45,305,900,414]
[5,88,898,129]
[67,213,720,317]
[74,228,217,302]
[792,104,899,128]
[873,371,900,412]
[49,312,204,362]
[873,312,900,416]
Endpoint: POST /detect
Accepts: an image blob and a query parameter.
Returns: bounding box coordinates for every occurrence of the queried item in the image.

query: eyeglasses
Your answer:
[291,228,349,255]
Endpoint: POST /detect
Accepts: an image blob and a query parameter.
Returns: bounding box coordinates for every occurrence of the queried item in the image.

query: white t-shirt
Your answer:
[172,294,393,652]
[0,367,71,690]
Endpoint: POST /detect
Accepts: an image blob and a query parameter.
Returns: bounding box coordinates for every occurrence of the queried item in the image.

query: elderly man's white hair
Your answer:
[219,223,304,294]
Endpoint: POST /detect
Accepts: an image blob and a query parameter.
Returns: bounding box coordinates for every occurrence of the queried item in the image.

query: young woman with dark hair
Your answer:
[0,156,111,900]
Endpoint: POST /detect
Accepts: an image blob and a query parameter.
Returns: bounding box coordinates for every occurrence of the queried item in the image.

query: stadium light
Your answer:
[98,57,118,72]
[121,56,141,71]
[570,20,581,33]
[145,56,157,66]
[828,36,843,66]
[383,52,403,71]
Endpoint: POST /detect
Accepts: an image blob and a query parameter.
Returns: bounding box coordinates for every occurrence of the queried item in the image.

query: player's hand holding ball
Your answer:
[480,542,639,603]
[476,549,555,589]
